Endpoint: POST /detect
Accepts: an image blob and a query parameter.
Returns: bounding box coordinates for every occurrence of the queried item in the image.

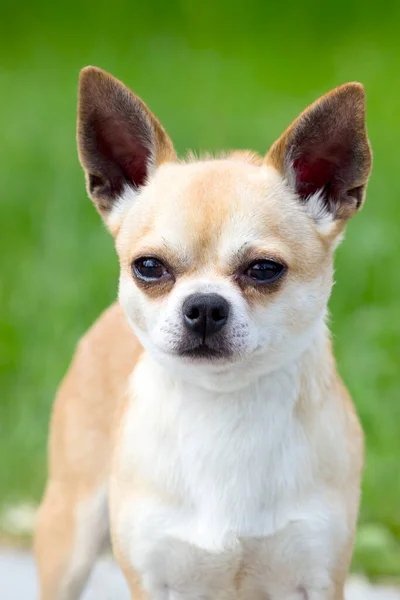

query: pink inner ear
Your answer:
[293,156,337,200]
[120,140,149,189]
[95,116,151,190]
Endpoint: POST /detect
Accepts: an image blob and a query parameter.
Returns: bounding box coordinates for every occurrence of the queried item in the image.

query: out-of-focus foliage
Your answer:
[1,0,399,578]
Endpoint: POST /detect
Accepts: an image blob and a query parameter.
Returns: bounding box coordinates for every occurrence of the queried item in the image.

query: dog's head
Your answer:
[77,67,372,386]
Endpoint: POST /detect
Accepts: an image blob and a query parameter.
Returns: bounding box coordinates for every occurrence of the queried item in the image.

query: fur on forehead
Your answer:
[115,156,331,277]
[106,150,263,235]
[112,133,360,249]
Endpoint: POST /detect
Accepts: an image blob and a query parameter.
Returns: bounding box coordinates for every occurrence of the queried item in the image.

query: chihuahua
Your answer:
[34,67,372,600]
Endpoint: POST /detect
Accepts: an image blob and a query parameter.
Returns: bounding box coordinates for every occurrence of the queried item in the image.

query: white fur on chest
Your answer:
[120,355,340,542]
[114,354,348,598]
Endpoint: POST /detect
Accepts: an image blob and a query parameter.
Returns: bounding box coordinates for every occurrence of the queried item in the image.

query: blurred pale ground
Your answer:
[0,0,399,580]
[1,550,400,600]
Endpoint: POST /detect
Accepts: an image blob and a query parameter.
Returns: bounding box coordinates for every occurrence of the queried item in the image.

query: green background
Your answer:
[1,0,399,578]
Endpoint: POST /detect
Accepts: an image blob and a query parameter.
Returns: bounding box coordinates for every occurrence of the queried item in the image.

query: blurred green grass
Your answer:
[1,0,400,579]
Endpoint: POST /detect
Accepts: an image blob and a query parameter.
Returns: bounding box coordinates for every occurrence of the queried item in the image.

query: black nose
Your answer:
[182,293,230,339]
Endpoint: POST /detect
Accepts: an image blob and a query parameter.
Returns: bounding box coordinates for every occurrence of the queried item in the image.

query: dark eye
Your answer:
[133,257,169,281]
[244,260,285,283]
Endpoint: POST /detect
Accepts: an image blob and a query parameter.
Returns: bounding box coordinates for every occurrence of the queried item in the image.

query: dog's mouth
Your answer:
[178,343,231,361]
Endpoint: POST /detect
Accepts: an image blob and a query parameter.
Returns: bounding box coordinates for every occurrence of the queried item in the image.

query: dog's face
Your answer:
[115,159,333,373]
[78,68,371,383]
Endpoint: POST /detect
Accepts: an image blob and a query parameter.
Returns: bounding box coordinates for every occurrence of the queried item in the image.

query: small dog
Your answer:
[34,67,372,600]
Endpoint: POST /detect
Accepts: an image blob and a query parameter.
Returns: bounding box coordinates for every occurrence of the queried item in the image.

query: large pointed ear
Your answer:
[266,83,372,227]
[77,66,176,233]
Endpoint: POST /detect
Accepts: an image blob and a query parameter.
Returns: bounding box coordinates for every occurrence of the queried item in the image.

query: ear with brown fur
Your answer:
[77,66,176,232]
[266,83,372,223]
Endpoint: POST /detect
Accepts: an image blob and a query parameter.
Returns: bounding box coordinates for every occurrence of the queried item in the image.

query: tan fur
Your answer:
[35,69,371,600]
[34,304,142,599]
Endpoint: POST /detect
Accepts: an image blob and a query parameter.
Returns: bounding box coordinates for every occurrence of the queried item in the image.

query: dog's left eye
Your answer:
[133,257,169,281]
[244,260,285,283]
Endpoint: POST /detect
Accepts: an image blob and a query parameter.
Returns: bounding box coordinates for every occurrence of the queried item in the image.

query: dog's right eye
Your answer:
[133,257,169,282]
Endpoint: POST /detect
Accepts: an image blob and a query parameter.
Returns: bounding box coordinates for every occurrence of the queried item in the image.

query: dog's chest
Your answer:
[117,361,345,598]
[125,361,310,539]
